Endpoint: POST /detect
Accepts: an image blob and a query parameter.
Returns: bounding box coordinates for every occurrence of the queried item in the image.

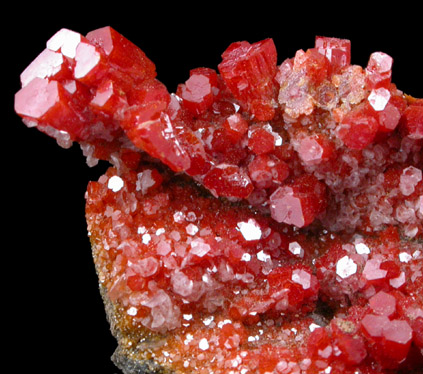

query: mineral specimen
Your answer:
[15,27,422,374]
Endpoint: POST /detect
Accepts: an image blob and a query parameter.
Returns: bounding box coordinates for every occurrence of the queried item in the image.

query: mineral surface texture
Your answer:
[15,27,422,374]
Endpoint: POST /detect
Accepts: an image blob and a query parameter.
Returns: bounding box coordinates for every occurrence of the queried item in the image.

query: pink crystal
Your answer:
[365,51,393,89]
[14,77,87,140]
[297,135,334,165]
[20,48,70,87]
[368,290,396,316]
[361,313,390,338]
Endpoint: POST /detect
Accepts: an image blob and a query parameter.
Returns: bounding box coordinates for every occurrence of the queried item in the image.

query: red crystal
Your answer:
[217,38,277,121]
[331,321,367,366]
[221,112,249,143]
[297,134,335,165]
[315,36,351,72]
[381,319,414,368]
[73,40,108,85]
[203,164,254,198]
[180,68,218,116]
[365,51,393,89]
[336,101,380,149]
[86,26,156,83]
[15,77,88,140]
[20,48,72,86]
[269,175,327,227]
[248,154,289,189]
[15,27,423,374]
[89,79,128,116]
[247,127,277,155]
[402,104,423,139]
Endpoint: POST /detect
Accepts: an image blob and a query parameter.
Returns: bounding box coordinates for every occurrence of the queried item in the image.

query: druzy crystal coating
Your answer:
[15,27,422,374]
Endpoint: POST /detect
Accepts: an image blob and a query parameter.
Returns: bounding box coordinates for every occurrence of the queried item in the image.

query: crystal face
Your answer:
[15,27,423,374]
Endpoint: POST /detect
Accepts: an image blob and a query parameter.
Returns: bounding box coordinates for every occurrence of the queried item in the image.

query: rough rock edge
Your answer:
[93,243,176,374]
[112,346,171,374]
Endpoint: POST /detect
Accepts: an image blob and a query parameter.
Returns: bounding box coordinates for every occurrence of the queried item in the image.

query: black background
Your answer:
[5,3,421,373]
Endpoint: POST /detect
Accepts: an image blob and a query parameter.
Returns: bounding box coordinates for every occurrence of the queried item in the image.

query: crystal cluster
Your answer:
[15,27,422,374]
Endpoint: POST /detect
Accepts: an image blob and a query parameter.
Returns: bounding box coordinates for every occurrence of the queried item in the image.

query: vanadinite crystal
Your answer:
[15,27,422,374]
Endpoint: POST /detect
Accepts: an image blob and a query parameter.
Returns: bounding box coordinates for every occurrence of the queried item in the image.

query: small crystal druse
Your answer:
[15,27,422,374]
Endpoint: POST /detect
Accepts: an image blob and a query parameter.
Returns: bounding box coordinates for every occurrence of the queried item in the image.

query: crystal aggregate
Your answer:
[14,26,422,373]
